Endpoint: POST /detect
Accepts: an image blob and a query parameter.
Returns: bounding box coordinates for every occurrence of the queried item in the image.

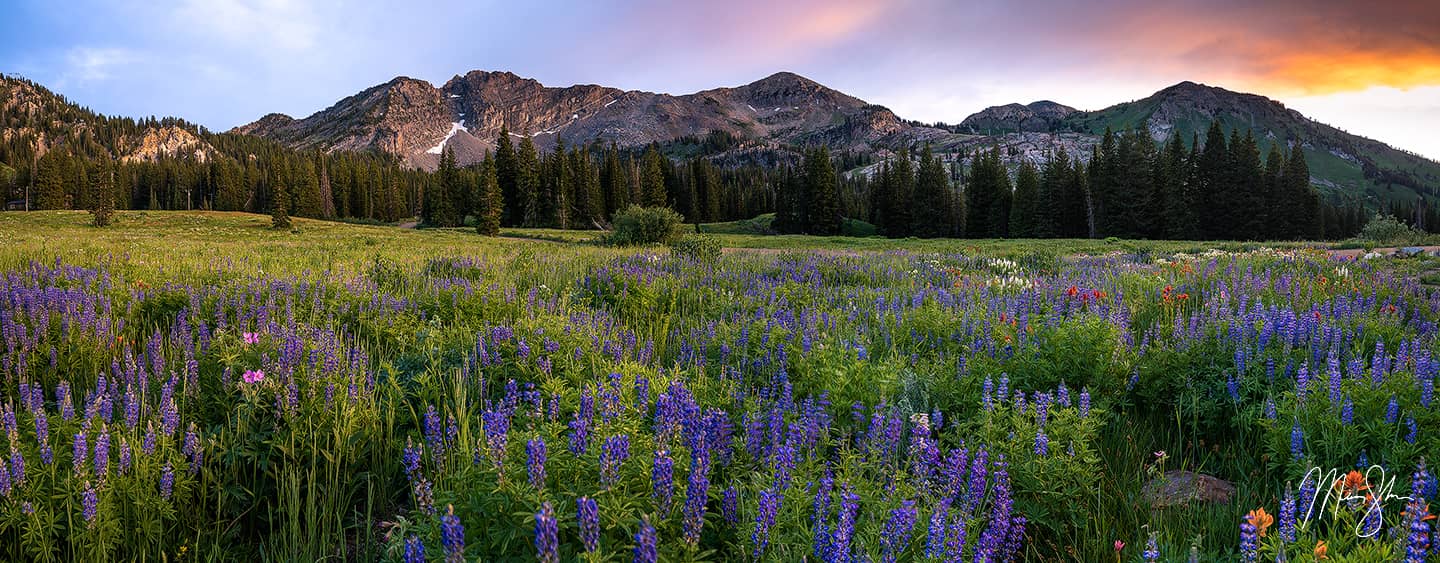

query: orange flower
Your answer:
[1247,507,1274,537]
[1313,540,1328,560]
[1066,285,1079,297]
[1340,470,1369,493]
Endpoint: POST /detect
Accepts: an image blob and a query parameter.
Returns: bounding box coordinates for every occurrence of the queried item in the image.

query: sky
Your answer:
[3,0,1438,159]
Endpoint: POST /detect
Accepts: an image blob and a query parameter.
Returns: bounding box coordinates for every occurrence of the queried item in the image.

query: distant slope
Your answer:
[1056,81,1440,202]
[235,70,934,171]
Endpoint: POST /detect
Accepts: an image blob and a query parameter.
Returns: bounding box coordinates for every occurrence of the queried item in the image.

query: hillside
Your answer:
[1053,81,1440,202]
[236,70,932,170]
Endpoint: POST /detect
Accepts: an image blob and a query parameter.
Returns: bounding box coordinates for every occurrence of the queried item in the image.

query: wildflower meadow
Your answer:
[0,211,1435,562]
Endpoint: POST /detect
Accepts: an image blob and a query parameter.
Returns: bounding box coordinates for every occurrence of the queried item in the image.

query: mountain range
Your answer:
[4,69,1438,207]
[232,71,1440,204]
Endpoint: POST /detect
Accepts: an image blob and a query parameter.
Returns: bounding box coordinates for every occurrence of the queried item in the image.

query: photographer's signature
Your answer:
[1299,465,1412,537]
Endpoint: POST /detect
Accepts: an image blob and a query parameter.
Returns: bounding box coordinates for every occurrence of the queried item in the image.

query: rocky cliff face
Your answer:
[119,125,212,163]
[960,101,1076,133]
[236,70,926,170]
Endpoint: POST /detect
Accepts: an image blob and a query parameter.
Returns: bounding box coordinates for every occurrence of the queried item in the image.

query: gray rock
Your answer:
[1142,470,1236,508]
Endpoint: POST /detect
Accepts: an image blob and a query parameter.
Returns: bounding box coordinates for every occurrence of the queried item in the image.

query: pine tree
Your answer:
[1230,130,1264,239]
[912,144,953,238]
[600,144,626,219]
[294,160,324,218]
[1195,121,1230,239]
[1158,135,1198,239]
[640,145,667,208]
[885,150,915,237]
[495,126,520,226]
[318,156,336,218]
[1284,147,1321,239]
[271,179,291,230]
[1262,143,1286,238]
[805,147,841,235]
[475,155,502,236]
[772,165,805,234]
[1008,159,1039,238]
[33,150,68,210]
[89,158,115,227]
[516,137,541,226]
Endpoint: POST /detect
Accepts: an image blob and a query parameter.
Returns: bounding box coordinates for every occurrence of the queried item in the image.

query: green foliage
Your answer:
[669,233,721,262]
[1355,213,1422,246]
[607,205,686,246]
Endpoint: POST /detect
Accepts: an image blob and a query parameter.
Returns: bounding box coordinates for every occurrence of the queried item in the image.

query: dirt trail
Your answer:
[1327,246,1440,259]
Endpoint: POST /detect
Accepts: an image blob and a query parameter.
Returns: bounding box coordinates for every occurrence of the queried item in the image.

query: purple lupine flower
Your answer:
[1386,395,1400,424]
[73,429,88,477]
[752,488,781,560]
[829,485,859,563]
[159,462,174,500]
[722,485,739,525]
[1278,486,1297,543]
[403,535,426,563]
[812,470,835,557]
[441,505,465,563]
[967,447,989,512]
[577,496,600,553]
[526,438,547,490]
[927,503,950,558]
[534,501,559,563]
[1239,513,1258,562]
[682,453,711,545]
[945,512,967,560]
[183,424,202,474]
[8,446,23,486]
[1078,388,1091,418]
[93,428,110,479]
[600,434,631,489]
[1289,420,1304,459]
[412,476,435,514]
[81,480,98,526]
[634,516,658,563]
[423,405,445,459]
[1405,416,1418,444]
[0,463,9,497]
[402,437,423,480]
[652,449,675,513]
[117,438,130,475]
[1034,430,1049,456]
[880,499,918,563]
[1143,531,1160,561]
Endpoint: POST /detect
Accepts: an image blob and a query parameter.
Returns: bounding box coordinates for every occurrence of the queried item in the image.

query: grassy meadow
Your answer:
[0,210,1435,562]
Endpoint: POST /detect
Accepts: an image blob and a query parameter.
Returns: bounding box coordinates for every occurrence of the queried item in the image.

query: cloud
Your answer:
[173,0,324,55]
[64,46,141,83]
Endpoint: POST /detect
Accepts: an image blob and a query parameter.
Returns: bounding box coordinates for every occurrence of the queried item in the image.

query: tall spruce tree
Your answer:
[516,137,541,226]
[1196,121,1231,239]
[34,150,67,210]
[640,145,667,208]
[1158,135,1198,239]
[495,126,520,226]
[805,146,841,235]
[912,144,953,238]
[271,179,291,229]
[1009,159,1039,238]
[475,155,502,236]
[89,158,115,226]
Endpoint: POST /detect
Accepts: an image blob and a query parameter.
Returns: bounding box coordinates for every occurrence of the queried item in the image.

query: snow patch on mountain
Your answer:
[426,121,467,154]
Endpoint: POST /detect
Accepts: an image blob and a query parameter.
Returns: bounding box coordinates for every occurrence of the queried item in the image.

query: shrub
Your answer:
[607,205,686,246]
[1356,213,1420,245]
[670,234,721,262]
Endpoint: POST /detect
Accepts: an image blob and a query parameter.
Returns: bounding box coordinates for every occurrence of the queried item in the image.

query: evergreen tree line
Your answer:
[848,122,1362,240]
[0,74,1381,242]
[420,128,792,230]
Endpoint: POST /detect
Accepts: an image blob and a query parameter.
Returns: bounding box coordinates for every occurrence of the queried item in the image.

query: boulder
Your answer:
[1142,470,1235,508]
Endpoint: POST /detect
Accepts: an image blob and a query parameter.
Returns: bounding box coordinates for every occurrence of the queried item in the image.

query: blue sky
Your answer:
[4,0,1438,159]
